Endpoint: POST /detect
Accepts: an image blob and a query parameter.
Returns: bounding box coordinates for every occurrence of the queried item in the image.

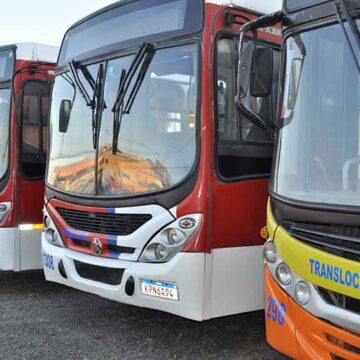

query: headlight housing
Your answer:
[294,281,311,305]
[263,240,277,263]
[139,214,202,263]
[0,202,11,222]
[276,262,292,286]
[43,208,64,248]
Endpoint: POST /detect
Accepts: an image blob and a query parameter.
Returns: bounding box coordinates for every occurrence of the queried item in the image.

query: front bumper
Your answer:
[42,236,206,321]
[265,266,360,360]
[0,227,42,271]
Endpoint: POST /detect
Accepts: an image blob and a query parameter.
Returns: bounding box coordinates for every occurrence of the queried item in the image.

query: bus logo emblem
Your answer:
[91,238,103,256]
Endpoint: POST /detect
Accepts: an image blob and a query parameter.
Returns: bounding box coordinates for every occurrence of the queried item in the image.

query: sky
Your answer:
[0,0,117,47]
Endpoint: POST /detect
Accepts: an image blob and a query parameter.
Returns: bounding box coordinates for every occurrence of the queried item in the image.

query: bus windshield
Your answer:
[271,21,360,207]
[48,43,198,197]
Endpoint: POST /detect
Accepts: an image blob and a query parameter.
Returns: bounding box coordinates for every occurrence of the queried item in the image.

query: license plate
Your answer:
[141,279,179,301]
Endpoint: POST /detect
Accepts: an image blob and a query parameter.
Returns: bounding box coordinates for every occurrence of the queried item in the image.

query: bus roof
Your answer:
[205,0,283,14]
[0,43,59,64]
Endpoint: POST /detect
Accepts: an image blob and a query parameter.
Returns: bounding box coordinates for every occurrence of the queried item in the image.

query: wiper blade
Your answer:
[334,0,360,72]
[92,63,105,149]
[111,43,155,154]
[69,60,95,108]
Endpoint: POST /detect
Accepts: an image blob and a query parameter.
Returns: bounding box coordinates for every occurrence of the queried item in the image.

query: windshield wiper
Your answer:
[111,43,155,154]
[69,60,95,108]
[334,0,360,72]
[69,60,105,149]
[92,63,105,149]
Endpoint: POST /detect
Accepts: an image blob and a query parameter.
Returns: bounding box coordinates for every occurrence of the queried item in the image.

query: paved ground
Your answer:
[0,271,287,360]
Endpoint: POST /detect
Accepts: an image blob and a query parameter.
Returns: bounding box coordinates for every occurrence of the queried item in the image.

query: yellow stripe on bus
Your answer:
[267,200,277,239]
[275,226,360,300]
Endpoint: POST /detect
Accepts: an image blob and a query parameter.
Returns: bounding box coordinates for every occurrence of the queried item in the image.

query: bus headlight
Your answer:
[166,228,185,245]
[45,229,58,244]
[139,214,202,263]
[43,208,64,248]
[263,240,277,263]
[294,281,311,305]
[44,215,51,229]
[276,262,292,286]
[0,202,11,222]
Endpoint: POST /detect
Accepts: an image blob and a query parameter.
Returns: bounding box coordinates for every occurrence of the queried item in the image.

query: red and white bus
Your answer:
[42,0,281,320]
[0,43,57,271]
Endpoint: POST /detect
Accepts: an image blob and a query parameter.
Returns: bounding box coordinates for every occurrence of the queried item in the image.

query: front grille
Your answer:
[57,207,152,236]
[284,222,360,262]
[71,238,135,259]
[327,334,360,359]
[74,260,124,285]
[318,286,360,316]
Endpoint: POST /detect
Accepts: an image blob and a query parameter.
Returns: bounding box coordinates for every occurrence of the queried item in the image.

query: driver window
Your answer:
[216,36,280,179]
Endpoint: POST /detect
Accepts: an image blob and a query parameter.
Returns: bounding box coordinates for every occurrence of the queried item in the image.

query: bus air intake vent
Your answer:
[284,222,360,263]
[56,208,152,236]
[74,260,124,286]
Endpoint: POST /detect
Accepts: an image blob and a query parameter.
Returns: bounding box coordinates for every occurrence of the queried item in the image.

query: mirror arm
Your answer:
[236,98,267,130]
[241,11,283,33]
[236,12,282,131]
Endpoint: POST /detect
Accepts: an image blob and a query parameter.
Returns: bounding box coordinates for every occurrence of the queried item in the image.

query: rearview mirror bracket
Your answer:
[236,12,282,131]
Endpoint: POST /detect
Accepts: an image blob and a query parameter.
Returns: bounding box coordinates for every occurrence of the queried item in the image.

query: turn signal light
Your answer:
[19,224,44,231]
[260,226,269,240]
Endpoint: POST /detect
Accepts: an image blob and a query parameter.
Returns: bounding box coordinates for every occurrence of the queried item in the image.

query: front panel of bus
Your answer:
[42,0,281,320]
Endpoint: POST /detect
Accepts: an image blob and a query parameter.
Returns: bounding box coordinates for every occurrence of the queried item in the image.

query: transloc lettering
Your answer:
[309,258,360,291]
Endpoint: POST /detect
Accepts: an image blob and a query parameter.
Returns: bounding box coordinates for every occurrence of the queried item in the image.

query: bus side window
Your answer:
[21,80,51,179]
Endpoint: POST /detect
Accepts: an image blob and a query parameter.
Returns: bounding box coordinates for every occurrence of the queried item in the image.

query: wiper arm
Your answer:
[92,63,105,149]
[334,0,360,72]
[79,65,96,92]
[69,60,105,149]
[111,43,155,154]
[69,60,95,108]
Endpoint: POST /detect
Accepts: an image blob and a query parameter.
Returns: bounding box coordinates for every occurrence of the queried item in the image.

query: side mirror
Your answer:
[238,41,254,98]
[250,47,274,97]
[236,37,271,130]
[59,100,72,133]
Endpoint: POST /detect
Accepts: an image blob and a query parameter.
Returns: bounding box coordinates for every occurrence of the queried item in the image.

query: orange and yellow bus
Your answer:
[238,0,360,358]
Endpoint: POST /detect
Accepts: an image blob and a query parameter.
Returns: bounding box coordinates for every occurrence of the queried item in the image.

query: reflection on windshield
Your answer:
[0,89,10,179]
[48,44,198,197]
[272,23,360,206]
[48,65,99,195]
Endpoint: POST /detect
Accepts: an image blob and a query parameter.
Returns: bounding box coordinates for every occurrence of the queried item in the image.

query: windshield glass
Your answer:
[0,88,11,179]
[48,43,198,197]
[271,21,360,206]
[58,0,202,67]
[0,50,14,81]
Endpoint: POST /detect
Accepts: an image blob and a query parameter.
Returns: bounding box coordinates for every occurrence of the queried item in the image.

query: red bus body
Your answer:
[0,43,57,271]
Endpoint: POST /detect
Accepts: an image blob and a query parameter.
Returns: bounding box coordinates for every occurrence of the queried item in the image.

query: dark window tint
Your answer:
[216,37,279,180]
[21,80,51,179]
